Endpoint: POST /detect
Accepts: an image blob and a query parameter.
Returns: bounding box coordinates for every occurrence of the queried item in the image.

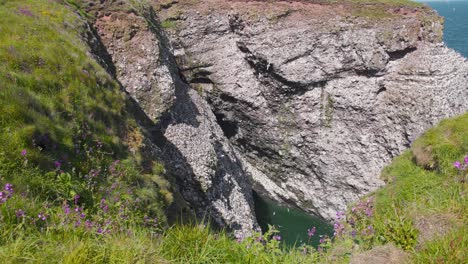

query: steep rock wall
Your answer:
[85,2,258,236]
[158,0,468,221]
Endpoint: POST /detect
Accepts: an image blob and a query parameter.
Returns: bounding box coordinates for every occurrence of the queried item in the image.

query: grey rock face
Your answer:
[95,12,175,122]
[92,7,258,236]
[165,2,468,221]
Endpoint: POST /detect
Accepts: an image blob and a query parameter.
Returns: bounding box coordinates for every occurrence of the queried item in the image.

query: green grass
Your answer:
[0,0,171,230]
[160,19,177,29]
[369,113,468,261]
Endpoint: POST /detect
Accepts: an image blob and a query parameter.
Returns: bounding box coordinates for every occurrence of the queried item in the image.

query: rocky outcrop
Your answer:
[81,0,467,232]
[158,0,468,221]
[86,2,258,236]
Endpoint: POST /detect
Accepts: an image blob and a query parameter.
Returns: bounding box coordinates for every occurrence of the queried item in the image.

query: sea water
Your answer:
[418,0,468,57]
[254,193,333,247]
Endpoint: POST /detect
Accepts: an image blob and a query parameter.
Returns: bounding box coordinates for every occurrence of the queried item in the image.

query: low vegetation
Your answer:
[0,0,466,263]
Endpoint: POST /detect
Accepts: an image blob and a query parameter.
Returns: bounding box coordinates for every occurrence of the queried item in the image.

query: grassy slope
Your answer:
[373,114,468,262]
[0,0,172,259]
[0,0,466,263]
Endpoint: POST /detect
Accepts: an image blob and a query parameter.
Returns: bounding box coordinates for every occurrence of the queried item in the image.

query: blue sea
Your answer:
[417,0,468,57]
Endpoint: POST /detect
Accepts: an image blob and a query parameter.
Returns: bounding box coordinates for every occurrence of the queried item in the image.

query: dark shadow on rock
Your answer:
[82,4,257,233]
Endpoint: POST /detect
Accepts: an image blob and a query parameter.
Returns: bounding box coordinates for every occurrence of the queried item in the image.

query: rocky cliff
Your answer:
[81,0,467,234]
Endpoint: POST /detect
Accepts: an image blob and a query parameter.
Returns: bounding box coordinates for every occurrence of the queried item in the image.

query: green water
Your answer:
[253,192,333,247]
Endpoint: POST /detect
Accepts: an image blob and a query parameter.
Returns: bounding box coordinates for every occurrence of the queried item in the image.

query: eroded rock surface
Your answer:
[83,0,467,232]
[90,3,258,236]
[159,0,468,221]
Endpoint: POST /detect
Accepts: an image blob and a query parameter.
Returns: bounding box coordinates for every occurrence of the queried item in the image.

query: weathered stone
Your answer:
[86,0,467,233]
[163,0,468,221]
[91,5,258,236]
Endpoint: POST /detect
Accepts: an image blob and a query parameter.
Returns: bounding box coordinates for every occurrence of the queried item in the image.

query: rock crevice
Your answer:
[83,0,467,234]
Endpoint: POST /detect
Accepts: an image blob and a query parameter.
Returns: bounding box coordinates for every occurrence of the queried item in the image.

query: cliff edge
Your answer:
[84,0,467,233]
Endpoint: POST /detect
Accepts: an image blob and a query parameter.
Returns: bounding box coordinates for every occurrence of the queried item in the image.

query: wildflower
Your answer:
[365,207,373,217]
[333,221,345,236]
[21,149,27,157]
[336,211,345,220]
[85,220,93,229]
[38,212,47,221]
[18,7,34,17]
[273,235,281,241]
[97,227,103,234]
[307,227,316,238]
[319,236,325,244]
[63,203,71,215]
[54,161,61,169]
[4,183,13,197]
[454,161,461,169]
[74,220,81,228]
[100,198,108,213]
[351,229,357,238]
[0,192,7,204]
[73,194,80,205]
[465,156,468,165]
[15,209,25,218]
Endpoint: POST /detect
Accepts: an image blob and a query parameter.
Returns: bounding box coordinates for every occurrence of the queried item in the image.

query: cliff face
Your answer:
[86,2,258,236]
[158,0,468,221]
[84,0,468,234]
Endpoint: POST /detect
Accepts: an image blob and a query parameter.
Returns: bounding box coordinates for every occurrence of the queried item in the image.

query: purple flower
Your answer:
[333,221,345,237]
[63,204,71,215]
[365,207,373,217]
[319,236,325,244]
[18,7,34,17]
[97,227,103,234]
[351,229,357,238]
[85,220,93,229]
[38,212,47,221]
[15,209,25,218]
[307,227,316,238]
[336,211,345,220]
[54,161,62,169]
[454,161,461,169]
[74,220,81,228]
[464,156,468,165]
[100,198,108,213]
[73,194,80,205]
[4,183,13,196]
[273,235,281,241]
[21,149,27,157]
[0,192,6,204]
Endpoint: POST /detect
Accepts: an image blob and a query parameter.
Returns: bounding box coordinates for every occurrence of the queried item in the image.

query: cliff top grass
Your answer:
[152,0,434,26]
